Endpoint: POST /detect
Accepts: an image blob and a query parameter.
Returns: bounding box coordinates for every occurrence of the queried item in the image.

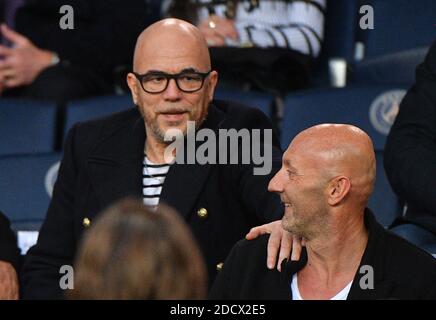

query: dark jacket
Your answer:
[15,0,159,81]
[384,41,436,234]
[0,211,20,273]
[22,101,283,299]
[209,209,436,300]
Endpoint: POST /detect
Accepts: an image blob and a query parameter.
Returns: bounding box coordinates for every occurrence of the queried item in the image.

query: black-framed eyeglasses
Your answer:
[132,70,212,94]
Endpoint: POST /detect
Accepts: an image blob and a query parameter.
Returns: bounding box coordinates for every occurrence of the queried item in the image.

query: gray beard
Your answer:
[150,121,174,145]
[146,111,209,145]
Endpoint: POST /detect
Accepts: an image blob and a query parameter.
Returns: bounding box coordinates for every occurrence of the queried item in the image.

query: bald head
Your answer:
[267,124,376,240]
[289,124,376,204]
[126,18,218,148]
[133,18,211,72]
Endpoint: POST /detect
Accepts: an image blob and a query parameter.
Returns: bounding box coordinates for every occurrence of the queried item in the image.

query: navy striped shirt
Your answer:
[143,156,171,207]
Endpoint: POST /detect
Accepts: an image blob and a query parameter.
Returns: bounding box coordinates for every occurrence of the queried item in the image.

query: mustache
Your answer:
[157,107,190,114]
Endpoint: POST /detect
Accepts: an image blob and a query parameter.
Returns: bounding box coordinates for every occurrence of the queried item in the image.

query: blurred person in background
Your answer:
[165,0,326,95]
[0,0,161,105]
[0,211,20,300]
[70,199,207,300]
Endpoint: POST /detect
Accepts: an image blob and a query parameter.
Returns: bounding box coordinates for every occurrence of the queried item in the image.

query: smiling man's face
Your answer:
[268,124,377,240]
[267,133,331,240]
[127,19,218,144]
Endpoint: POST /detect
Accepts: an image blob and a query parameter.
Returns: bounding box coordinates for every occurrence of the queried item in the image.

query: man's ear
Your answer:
[207,70,218,102]
[327,176,351,206]
[127,73,139,106]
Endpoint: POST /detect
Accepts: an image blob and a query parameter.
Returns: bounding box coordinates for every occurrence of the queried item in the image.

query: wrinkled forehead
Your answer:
[283,139,316,170]
[134,32,211,73]
[282,134,335,173]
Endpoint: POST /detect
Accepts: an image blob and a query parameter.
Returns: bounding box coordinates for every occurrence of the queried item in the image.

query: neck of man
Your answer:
[297,208,368,299]
[144,130,170,164]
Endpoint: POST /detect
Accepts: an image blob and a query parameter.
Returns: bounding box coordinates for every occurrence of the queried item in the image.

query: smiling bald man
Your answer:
[21,19,285,299]
[210,124,436,300]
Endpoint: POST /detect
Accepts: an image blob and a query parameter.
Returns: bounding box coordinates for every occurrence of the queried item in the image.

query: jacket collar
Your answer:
[347,209,395,299]
[86,104,225,219]
[160,104,224,219]
[280,209,394,300]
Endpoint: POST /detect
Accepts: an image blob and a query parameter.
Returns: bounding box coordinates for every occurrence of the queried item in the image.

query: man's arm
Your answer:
[21,127,79,299]
[384,42,436,215]
[235,149,300,270]
[229,107,301,269]
[246,224,302,271]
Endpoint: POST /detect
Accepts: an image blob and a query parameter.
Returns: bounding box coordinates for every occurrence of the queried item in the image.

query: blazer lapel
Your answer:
[159,106,224,219]
[87,112,145,210]
[160,162,212,220]
[348,209,395,300]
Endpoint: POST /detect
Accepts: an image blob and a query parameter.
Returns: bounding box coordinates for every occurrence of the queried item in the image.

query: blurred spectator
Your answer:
[1,0,23,28]
[384,42,436,247]
[0,0,161,105]
[69,199,207,300]
[165,0,326,95]
[0,211,20,300]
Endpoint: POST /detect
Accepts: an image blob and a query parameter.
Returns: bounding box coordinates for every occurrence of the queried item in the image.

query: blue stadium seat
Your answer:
[214,87,274,118]
[64,94,134,138]
[0,99,57,156]
[352,46,429,86]
[311,0,359,86]
[282,85,409,226]
[0,153,62,231]
[321,0,359,62]
[282,85,409,150]
[390,224,436,257]
[361,0,436,59]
